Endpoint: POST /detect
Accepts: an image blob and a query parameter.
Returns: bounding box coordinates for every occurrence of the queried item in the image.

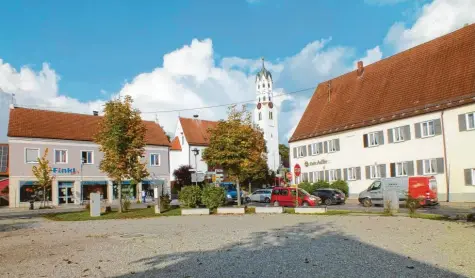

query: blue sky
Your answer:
[1,0,474,143]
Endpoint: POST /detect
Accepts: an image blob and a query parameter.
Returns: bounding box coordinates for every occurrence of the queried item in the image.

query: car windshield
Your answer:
[298,189,310,196]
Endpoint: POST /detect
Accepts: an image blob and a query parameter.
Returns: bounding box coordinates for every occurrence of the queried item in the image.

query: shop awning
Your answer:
[142,180,164,186]
[81,181,108,186]
[20,181,36,187]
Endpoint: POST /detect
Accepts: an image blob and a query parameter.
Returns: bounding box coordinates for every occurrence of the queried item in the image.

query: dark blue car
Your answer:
[220,182,245,203]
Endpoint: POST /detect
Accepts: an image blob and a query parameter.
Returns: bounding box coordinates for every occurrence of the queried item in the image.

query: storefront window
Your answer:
[82,181,108,201]
[113,182,137,200]
[19,181,52,202]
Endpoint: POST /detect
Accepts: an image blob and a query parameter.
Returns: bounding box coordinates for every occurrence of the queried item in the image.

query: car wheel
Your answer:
[273,201,280,207]
[302,201,309,207]
[245,197,251,203]
[362,198,372,207]
[264,197,270,203]
[324,198,332,206]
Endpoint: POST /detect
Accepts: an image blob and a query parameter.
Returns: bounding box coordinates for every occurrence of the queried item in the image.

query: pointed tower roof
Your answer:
[256,57,272,82]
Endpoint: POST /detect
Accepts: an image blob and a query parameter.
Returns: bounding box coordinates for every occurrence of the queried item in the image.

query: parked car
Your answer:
[220,182,245,204]
[270,187,320,207]
[313,188,346,206]
[358,176,438,207]
[245,189,272,203]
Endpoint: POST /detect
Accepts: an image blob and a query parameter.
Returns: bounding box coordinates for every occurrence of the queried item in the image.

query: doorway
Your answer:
[58,181,74,204]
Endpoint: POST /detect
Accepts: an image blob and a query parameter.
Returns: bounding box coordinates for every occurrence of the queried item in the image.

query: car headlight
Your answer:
[309,197,316,201]
[226,194,232,198]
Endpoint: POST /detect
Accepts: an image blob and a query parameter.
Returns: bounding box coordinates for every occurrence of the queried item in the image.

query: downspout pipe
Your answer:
[441,110,450,202]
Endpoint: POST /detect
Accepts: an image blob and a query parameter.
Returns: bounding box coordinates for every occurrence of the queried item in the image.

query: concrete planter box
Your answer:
[255,207,283,214]
[217,207,245,214]
[181,208,210,215]
[295,207,327,214]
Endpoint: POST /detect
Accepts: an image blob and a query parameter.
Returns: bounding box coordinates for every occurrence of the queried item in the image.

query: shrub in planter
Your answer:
[467,213,475,222]
[406,194,422,214]
[179,185,202,208]
[160,194,171,211]
[298,182,315,194]
[201,186,225,210]
[122,198,131,211]
[330,180,349,198]
[313,180,331,190]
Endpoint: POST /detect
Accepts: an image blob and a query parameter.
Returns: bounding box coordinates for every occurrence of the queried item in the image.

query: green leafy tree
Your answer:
[279,144,290,168]
[32,148,54,208]
[94,95,148,212]
[203,105,268,206]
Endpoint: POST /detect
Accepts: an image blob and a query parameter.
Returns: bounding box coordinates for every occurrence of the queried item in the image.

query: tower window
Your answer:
[263,96,266,101]
[268,83,270,88]
[259,97,260,102]
[269,96,271,102]
[269,111,273,120]
[258,112,262,121]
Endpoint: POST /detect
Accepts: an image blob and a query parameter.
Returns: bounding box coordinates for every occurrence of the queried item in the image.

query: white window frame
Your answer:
[369,165,380,179]
[314,172,320,182]
[396,162,408,177]
[393,127,404,143]
[150,153,161,167]
[422,159,437,175]
[329,169,337,182]
[347,167,356,181]
[311,143,319,155]
[298,146,305,158]
[466,112,475,130]
[328,140,337,153]
[421,120,435,138]
[81,150,94,164]
[54,149,68,164]
[368,132,379,147]
[25,148,40,164]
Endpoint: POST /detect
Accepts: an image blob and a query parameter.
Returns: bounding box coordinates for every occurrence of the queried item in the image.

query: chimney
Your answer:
[93,111,99,116]
[357,61,364,77]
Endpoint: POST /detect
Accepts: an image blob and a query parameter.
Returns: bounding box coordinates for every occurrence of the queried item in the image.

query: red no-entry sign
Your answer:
[294,164,301,177]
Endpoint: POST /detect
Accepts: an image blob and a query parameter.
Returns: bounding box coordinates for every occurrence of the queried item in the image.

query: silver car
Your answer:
[246,189,272,203]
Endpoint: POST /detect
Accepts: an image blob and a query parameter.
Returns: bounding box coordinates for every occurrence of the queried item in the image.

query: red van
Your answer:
[270,187,320,207]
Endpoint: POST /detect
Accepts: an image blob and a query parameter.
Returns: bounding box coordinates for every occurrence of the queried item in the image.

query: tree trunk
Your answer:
[118,180,123,213]
[236,178,241,206]
[43,185,46,208]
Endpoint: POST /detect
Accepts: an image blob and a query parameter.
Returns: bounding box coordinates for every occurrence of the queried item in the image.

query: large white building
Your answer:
[289,24,475,202]
[253,59,280,172]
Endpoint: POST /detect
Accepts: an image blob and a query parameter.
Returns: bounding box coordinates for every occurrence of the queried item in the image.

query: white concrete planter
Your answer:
[255,207,283,214]
[294,207,327,214]
[181,208,210,215]
[217,207,245,214]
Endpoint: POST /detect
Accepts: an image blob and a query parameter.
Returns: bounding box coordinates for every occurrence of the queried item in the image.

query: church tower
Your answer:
[254,58,280,172]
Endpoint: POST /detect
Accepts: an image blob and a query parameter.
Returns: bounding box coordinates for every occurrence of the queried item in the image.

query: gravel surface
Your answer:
[0,215,474,278]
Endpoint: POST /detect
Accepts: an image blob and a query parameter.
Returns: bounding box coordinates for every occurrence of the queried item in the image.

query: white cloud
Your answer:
[385,0,475,51]
[352,45,383,69]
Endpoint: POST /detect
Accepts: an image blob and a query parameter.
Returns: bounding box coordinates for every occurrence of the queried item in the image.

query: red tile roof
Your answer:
[8,108,170,147]
[290,24,475,142]
[179,117,218,146]
[170,136,182,151]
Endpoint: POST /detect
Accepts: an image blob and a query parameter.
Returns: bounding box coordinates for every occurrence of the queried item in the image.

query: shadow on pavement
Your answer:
[114,221,466,278]
[0,221,38,233]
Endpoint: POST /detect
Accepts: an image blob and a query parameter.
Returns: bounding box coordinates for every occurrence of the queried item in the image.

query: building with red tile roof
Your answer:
[289,24,475,202]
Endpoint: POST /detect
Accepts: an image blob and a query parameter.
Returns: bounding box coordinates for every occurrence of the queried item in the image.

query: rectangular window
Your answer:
[81,151,93,164]
[258,112,262,121]
[369,165,380,179]
[393,127,404,142]
[269,111,273,120]
[421,120,435,137]
[368,132,379,147]
[329,169,337,182]
[423,159,437,175]
[54,149,68,164]
[25,148,40,164]
[467,113,475,130]
[150,153,160,166]
[347,167,356,181]
[396,162,408,177]
[328,140,336,153]
[311,143,319,155]
[313,172,320,182]
[298,146,305,157]
[295,176,300,184]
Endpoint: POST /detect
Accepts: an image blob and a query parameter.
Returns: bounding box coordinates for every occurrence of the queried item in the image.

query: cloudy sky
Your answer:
[1,0,474,143]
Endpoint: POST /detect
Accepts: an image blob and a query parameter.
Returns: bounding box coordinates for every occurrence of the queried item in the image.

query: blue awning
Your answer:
[142,180,164,186]
[112,180,131,185]
[20,181,36,187]
[81,181,108,186]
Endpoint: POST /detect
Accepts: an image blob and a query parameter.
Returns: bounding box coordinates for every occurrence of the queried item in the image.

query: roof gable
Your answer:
[8,108,171,147]
[179,117,219,146]
[170,136,182,151]
[290,24,475,142]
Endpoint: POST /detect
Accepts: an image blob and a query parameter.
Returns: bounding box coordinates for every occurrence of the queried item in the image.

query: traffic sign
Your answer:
[286,172,292,180]
[294,164,301,177]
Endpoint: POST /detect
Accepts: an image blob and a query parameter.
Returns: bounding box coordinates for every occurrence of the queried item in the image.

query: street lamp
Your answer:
[192,148,200,186]
[80,158,84,205]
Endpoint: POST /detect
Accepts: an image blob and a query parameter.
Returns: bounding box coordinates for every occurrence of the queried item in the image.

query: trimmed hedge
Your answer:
[201,186,226,210]
[298,180,349,198]
[178,185,202,208]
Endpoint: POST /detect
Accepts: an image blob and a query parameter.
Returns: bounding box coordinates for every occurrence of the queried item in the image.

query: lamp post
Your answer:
[80,158,84,205]
[192,148,200,186]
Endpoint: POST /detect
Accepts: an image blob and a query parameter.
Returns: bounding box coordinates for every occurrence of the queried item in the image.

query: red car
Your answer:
[270,187,320,207]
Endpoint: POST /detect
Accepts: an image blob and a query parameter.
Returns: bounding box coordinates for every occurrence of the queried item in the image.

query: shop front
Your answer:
[81,181,108,202]
[58,181,74,204]
[19,180,52,204]
[113,181,137,201]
